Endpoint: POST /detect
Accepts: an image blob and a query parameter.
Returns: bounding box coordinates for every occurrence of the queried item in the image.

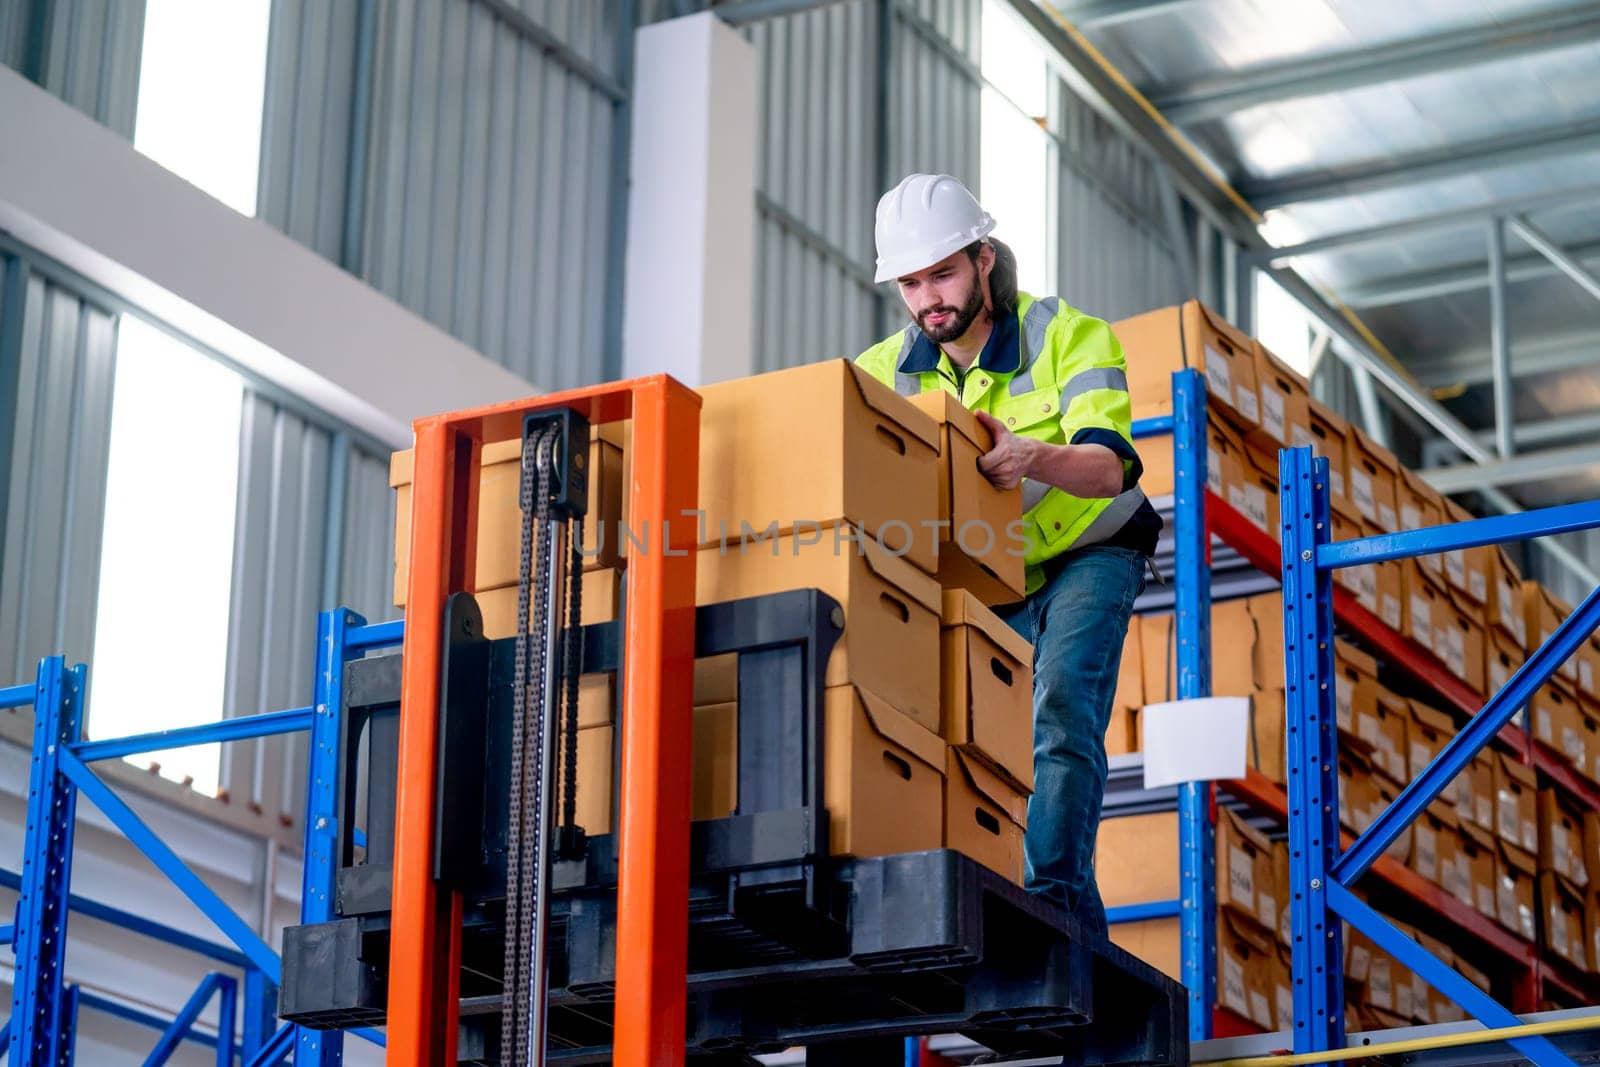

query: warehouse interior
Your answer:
[2,0,1599,1063]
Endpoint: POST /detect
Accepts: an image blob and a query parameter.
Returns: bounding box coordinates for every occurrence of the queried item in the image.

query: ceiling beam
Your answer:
[1340,237,1600,308]
[1252,184,1600,265]
[1423,442,1600,493]
[1412,331,1600,388]
[1508,215,1600,304]
[1238,115,1600,210]
[1052,0,1198,28]
[1152,4,1600,126]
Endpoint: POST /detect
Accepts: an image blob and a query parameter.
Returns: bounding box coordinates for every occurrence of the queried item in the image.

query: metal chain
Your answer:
[521,428,558,1063]
[560,522,585,835]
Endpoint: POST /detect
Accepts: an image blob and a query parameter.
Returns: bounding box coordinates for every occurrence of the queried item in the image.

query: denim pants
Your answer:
[995,544,1146,935]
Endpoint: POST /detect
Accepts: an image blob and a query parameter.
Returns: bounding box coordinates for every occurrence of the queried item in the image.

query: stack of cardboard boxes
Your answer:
[390,360,1039,884]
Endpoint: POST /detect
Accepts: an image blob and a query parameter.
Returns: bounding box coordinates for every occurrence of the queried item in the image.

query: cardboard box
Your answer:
[1359,687,1411,783]
[1442,499,1492,605]
[390,432,627,605]
[1251,344,1312,452]
[1487,630,1522,699]
[1214,593,1286,697]
[1272,942,1293,1033]
[1230,441,1281,539]
[1488,548,1526,647]
[1578,699,1600,787]
[944,747,1027,884]
[1444,824,1475,907]
[1411,799,1459,889]
[476,565,622,639]
[1248,688,1288,785]
[1335,640,1379,738]
[1372,771,1414,865]
[1495,839,1538,941]
[697,525,943,731]
[1585,892,1600,977]
[1408,700,1462,808]
[1339,749,1378,835]
[1540,872,1589,971]
[1493,751,1539,853]
[1347,427,1400,532]
[1463,751,1497,835]
[1532,682,1584,774]
[1272,840,1292,947]
[1525,581,1580,683]
[1435,602,1487,696]
[1584,810,1600,890]
[1578,634,1600,700]
[940,589,1035,792]
[1140,612,1177,705]
[692,701,738,821]
[1401,561,1445,657]
[1301,399,1349,505]
[696,360,941,573]
[1130,411,1230,501]
[1369,530,1403,633]
[1333,507,1377,612]
[1100,813,1180,978]
[1218,910,1277,1030]
[1116,301,1261,428]
[1538,787,1589,890]
[1417,932,1461,1024]
[1219,808,1278,932]
[823,684,944,858]
[1396,469,1446,579]
[1460,822,1499,920]
[907,390,1026,603]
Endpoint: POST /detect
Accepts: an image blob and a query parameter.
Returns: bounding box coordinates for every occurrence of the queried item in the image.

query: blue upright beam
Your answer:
[1330,884,1578,1066]
[56,748,282,983]
[1280,447,1344,1054]
[295,608,359,1066]
[1333,582,1600,885]
[71,707,314,763]
[241,969,278,1063]
[345,618,403,651]
[10,657,83,1067]
[1318,499,1600,569]
[0,869,249,968]
[59,985,80,1066]
[1106,899,1182,923]
[0,682,34,708]
[140,973,231,1067]
[1172,368,1216,1041]
[246,1024,295,1067]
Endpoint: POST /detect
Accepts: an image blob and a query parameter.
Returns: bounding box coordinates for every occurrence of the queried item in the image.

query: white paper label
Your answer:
[1241,483,1269,532]
[1414,975,1430,1023]
[1330,469,1345,498]
[1378,502,1398,532]
[1223,953,1248,1015]
[1401,504,1422,530]
[1348,943,1371,983]
[1291,425,1314,449]
[1414,824,1438,880]
[1446,550,1466,586]
[1553,904,1570,959]
[1410,740,1431,780]
[1520,902,1535,941]
[1538,708,1554,743]
[1583,660,1595,693]
[1410,595,1432,650]
[1477,882,1496,916]
[1249,989,1272,1029]
[1357,714,1379,748]
[1476,796,1493,828]
[1337,682,1354,732]
[1350,468,1375,521]
[1207,449,1223,495]
[1280,904,1292,947]
[1259,892,1277,935]
[1555,824,1571,877]
[1524,817,1538,853]
[1498,790,1521,844]
[1368,957,1392,1009]
[1498,878,1517,927]
[1396,980,1415,1020]
[1236,384,1259,422]
[1229,845,1255,909]
[1562,725,1585,771]
[1262,387,1285,442]
[1451,857,1474,905]
[1470,570,1488,602]
[1205,346,1233,407]
[1455,785,1474,824]
[1491,660,1511,692]
[1276,984,1293,1032]
[1444,626,1466,678]
[1382,594,1402,630]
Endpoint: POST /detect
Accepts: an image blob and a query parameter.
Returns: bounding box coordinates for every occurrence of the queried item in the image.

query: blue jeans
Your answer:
[995,545,1146,935]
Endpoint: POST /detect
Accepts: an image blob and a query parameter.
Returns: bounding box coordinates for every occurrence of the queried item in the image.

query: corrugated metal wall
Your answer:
[258,0,631,390]
[0,0,145,137]
[0,257,118,687]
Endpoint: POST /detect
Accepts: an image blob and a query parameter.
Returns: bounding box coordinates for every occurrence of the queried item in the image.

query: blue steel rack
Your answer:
[3,610,399,1065]
[1280,445,1600,1063]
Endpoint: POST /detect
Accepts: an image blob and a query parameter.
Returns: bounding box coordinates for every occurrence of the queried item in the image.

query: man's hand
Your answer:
[973,410,1038,490]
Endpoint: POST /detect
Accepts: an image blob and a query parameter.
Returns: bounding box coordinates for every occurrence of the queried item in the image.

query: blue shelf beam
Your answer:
[346,617,404,651]
[0,682,34,708]
[1132,413,1175,438]
[1107,899,1182,923]
[71,707,315,763]
[141,972,237,1067]
[246,1024,295,1067]
[1318,500,1600,569]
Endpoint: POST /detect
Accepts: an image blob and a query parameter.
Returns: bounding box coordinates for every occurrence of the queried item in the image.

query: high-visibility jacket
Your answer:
[855,291,1147,595]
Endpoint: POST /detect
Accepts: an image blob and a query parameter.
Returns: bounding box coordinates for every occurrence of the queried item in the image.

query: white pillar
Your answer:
[622,12,759,387]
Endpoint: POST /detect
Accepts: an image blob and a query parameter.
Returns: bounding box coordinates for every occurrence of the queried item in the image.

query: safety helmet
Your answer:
[873,173,996,283]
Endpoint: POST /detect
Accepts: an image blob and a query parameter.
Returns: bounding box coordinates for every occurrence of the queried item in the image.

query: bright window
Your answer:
[133,0,271,215]
[91,317,242,793]
[1255,272,1316,378]
[980,0,1056,296]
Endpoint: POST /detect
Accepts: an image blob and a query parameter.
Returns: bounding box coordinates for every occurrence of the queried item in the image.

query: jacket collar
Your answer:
[897,304,1021,376]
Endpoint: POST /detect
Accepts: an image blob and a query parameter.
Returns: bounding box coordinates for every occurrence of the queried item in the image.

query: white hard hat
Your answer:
[873,173,996,283]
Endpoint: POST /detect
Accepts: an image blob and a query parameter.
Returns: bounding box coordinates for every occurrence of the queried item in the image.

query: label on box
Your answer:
[1262,387,1285,442]
[1236,384,1259,422]
[1409,740,1434,781]
[1386,748,1407,782]
[1231,482,1269,533]
[1554,824,1572,878]
[1445,550,1465,586]
[1524,817,1537,853]
[1207,449,1223,495]
[1476,795,1493,829]
[1229,845,1255,909]
[1456,786,1474,824]
[1491,660,1511,693]
[1258,892,1277,935]
[1450,857,1473,905]
[1584,660,1595,692]
[1291,425,1314,449]
[1280,904,1292,947]
[1470,570,1487,602]
[1562,726,1585,772]
[1382,595,1401,630]
[1552,903,1569,958]
[1378,503,1398,532]
[1497,878,1517,927]
[1336,682,1354,731]
[1409,594,1432,651]
[1414,823,1438,881]
[1222,954,1248,1015]
[1368,956,1392,1009]
[1330,469,1345,498]
[1350,468,1375,521]
[1519,902,1535,941]
[1204,346,1233,408]
[1276,984,1293,1032]
[1444,626,1465,678]
[1476,882,1495,916]
[1395,980,1415,1020]
[1348,941,1371,983]
[1357,714,1379,748]
[1497,790,1520,843]
[1249,989,1272,1029]
[1401,504,1422,530]
[1537,707,1554,743]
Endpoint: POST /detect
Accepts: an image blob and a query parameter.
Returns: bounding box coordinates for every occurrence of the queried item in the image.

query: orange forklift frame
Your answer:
[387,375,701,1065]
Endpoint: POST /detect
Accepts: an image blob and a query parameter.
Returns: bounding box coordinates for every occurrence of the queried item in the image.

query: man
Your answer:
[854,173,1160,936]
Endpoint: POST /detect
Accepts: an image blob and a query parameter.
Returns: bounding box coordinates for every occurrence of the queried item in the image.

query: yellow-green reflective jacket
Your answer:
[854,291,1147,596]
